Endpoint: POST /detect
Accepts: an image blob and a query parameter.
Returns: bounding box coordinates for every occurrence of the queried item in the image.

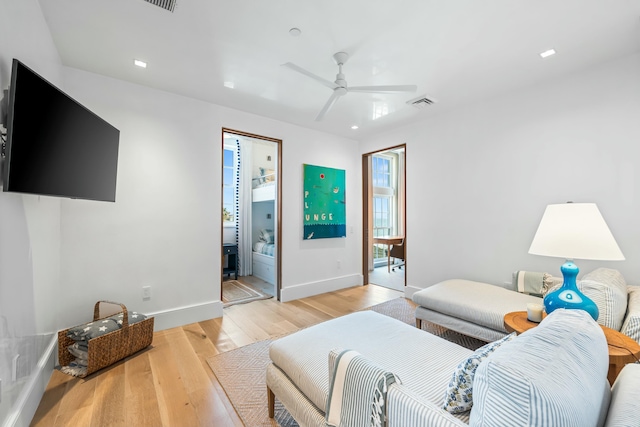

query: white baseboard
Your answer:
[3,335,56,427]
[280,274,364,302]
[147,300,224,331]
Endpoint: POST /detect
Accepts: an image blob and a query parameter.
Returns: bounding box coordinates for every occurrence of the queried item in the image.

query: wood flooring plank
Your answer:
[198,317,248,353]
[168,329,212,394]
[147,330,201,427]
[90,362,126,427]
[182,322,220,358]
[124,351,163,427]
[215,314,256,349]
[53,376,97,427]
[52,406,94,427]
[30,370,73,427]
[185,324,246,427]
[29,371,73,427]
[188,384,244,427]
[224,300,292,340]
[223,306,273,342]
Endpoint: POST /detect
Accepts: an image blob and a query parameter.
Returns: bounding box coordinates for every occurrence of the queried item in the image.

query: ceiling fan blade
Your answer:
[315,91,341,121]
[347,85,417,94]
[282,62,338,90]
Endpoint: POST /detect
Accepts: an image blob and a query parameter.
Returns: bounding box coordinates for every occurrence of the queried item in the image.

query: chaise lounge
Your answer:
[266,306,639,426]
[412,268,640,345]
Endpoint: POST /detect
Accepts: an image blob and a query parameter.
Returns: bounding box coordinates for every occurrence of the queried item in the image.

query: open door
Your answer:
[362,145,406,291]
[220,128,282,306]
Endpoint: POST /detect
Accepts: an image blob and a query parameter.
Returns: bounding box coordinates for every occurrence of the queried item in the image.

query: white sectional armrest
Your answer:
[386,384,469,427]
[621,285,640,343]
[605,364,640,427]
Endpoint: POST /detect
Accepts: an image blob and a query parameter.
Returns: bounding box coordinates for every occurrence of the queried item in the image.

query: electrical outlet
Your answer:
[337,260,341,269]
[267,213,271,219]
[142,286,151,300]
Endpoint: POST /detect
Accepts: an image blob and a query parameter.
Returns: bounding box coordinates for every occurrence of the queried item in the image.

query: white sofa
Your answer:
[413,268,640,344]
[267,308,636,426]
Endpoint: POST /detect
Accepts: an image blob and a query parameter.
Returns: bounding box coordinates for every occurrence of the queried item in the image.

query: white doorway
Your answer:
[221,129,282,304]
[362,145,406,291]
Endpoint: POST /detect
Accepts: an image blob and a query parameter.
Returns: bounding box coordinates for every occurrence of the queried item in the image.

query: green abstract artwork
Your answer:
[303,164,346,239]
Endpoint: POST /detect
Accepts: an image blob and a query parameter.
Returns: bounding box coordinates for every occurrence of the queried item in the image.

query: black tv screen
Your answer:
[3,59,119,202]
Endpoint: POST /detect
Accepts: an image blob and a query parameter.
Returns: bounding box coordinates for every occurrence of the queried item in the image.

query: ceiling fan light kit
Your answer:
[283,52,417,121]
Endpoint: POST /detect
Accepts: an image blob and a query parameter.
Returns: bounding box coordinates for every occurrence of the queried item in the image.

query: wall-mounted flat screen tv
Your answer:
[2,59,119,202]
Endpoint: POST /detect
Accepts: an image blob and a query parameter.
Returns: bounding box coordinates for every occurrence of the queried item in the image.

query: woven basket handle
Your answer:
[93,300,129,328]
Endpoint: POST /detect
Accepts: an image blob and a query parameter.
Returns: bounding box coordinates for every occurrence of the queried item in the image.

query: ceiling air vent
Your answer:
[407,95,437,109]
[143,0,177,12]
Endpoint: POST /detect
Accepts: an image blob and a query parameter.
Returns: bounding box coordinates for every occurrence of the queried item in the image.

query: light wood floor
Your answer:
[31,284,402,427]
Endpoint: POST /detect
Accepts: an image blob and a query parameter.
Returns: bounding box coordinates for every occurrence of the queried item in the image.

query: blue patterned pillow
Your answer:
[442,332,516,413]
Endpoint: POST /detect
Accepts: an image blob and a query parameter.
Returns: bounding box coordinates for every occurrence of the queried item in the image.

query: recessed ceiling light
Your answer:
[134,59,147,68]
[224,81,235,89]
[539,49,556,59]
[351,125,359,130]
[289,27,301,37]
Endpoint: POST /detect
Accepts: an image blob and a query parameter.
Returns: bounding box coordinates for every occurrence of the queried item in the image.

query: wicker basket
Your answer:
[58,300,154,378]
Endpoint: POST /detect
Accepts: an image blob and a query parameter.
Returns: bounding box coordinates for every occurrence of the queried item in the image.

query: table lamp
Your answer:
[528,203,625,320]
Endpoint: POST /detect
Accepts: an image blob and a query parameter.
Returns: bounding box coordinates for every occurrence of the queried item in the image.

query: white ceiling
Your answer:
[38,0,640,139]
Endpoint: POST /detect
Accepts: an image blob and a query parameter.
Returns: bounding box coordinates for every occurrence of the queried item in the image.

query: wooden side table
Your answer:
[504,311,640,385]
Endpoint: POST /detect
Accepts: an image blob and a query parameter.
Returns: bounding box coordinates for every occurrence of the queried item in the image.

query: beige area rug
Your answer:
[206,297,486,426]
[222,280,272,307]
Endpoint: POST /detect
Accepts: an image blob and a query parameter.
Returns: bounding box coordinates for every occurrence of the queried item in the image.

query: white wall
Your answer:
[0,1,64,425]
[252,140,276,181]
[60,67,363,321]
[360,53,640,295]
[60,67,222,330]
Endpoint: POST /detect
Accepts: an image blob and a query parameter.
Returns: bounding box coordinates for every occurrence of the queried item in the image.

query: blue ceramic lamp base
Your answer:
[543,260,599,321]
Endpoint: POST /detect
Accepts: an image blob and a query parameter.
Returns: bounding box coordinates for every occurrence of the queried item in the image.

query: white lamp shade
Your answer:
[529,203,625,261]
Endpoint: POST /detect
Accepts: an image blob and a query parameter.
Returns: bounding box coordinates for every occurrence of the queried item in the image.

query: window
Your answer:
[223,146,236,225]
[372,154,397,263]
[373,196,392,238]
[372,155,391,188]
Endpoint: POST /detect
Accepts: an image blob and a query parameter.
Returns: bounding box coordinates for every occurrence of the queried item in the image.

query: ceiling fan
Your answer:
[283,52,417,121]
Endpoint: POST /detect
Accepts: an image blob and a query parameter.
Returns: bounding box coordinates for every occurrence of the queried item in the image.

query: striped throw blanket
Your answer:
[326,349,400,427]
[513,270,554,297]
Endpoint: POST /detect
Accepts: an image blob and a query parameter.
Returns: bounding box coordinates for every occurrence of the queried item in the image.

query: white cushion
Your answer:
[469,309,611,427]
[580,268,628,331]
[620,285,640,343]
[605,364,640,427]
